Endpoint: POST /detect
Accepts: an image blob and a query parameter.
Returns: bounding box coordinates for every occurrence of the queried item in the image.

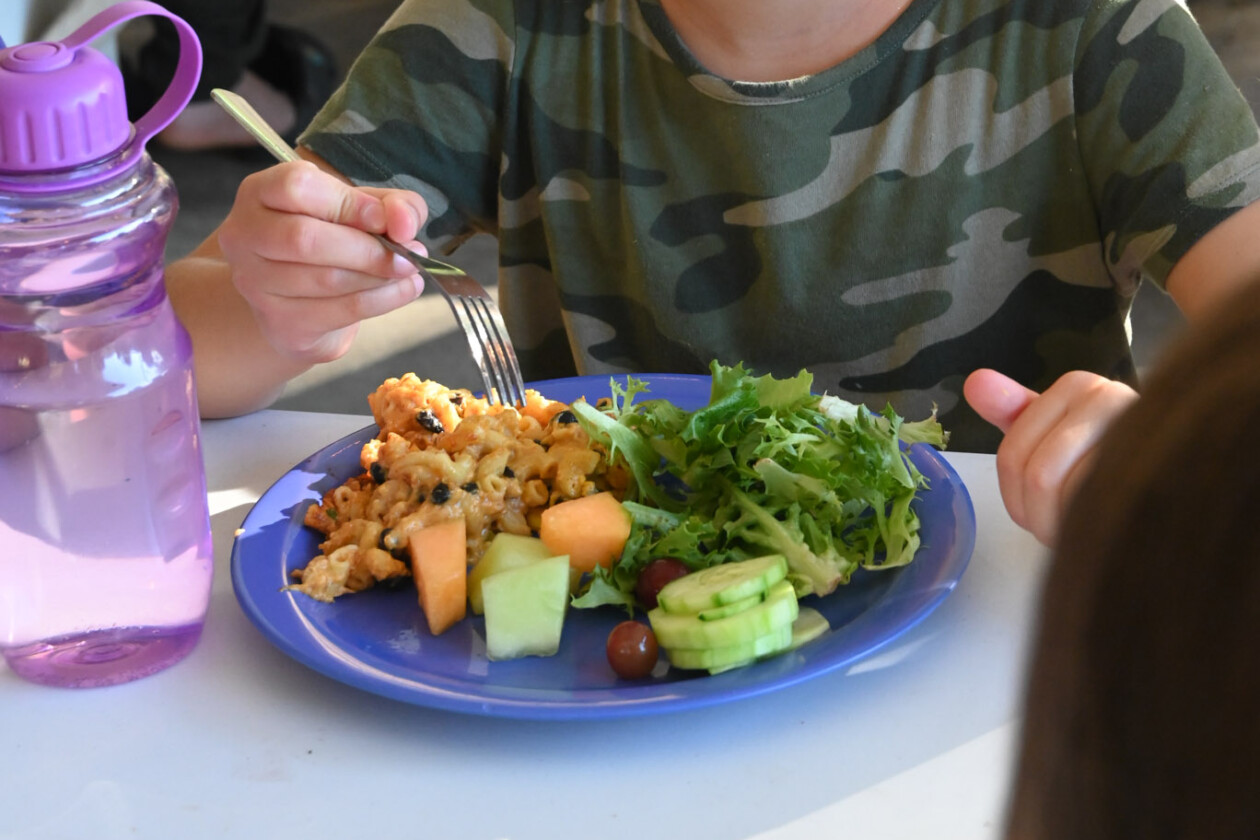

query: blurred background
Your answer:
[3,0,1258,416]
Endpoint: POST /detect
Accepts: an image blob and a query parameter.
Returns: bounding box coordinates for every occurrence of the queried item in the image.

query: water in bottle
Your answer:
[0,2,211,687]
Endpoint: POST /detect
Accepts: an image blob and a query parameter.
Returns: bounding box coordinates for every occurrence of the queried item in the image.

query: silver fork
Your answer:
[210,88,528,407]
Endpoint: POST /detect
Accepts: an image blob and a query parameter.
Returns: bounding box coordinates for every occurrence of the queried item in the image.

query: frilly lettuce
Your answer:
[570,361,948,609]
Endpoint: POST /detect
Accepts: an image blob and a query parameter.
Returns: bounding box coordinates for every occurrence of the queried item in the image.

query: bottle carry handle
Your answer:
[61,0,202,162]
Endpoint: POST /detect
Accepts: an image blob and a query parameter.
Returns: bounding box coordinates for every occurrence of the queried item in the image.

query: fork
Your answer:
[210,88,528,407]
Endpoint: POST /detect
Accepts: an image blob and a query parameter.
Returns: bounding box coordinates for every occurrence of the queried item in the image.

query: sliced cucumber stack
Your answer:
[655,553,788,614]
[649,554,810,675]
[666,624,795,672]
[650,580,797,650]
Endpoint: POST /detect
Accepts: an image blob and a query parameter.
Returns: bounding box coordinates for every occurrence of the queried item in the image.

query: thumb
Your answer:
[964,368,1038,434]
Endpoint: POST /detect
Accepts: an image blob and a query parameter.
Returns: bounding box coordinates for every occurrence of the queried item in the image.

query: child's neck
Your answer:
[659,0,914,82]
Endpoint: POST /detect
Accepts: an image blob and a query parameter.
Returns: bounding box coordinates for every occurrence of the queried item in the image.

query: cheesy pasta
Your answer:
[291,374,627,602]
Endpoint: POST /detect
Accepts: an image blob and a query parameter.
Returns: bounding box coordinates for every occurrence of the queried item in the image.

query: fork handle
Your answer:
[211,89,302,164]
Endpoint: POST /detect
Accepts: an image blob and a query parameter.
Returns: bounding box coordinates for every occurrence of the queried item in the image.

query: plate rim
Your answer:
[230,374,976,720]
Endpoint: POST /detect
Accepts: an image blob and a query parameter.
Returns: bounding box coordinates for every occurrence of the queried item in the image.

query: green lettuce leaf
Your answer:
[572,362,947,607]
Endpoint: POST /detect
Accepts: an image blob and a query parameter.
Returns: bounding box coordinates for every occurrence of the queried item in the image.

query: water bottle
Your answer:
[0,2,210,688]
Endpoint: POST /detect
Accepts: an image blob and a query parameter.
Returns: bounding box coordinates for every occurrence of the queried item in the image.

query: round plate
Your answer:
[230,374,976,719]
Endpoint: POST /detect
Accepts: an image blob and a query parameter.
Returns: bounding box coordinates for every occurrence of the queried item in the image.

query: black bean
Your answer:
[378,527,393,550]
[415,409,445,434]
[554,410,577,424]
[369,461,388,484]
[431,482,451,504]
[461,481,479,494]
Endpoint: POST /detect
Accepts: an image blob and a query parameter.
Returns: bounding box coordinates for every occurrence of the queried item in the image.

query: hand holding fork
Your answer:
[209,88,524,408]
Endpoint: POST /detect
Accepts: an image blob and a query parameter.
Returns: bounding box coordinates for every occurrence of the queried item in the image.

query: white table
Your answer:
[1,410,1048,840]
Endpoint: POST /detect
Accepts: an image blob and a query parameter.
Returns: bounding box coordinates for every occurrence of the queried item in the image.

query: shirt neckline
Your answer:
[635,0,945,104]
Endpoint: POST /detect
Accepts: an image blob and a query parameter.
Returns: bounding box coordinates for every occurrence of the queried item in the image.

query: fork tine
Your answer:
[442,294,503,404]
[478,298,528,406]
[399,252,525,406]
[466,302,512,406]
[463,296,519,406]
[468,297,526,407]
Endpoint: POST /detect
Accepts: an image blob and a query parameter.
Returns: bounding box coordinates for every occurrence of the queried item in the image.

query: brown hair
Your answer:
[1004,281,1260,839]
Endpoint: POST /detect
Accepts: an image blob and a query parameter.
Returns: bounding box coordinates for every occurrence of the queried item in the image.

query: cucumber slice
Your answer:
[697,590,764,621]
[656,554,788,614]
[649,580,798,650]
[787,606,830,650]
[665,624,794,671]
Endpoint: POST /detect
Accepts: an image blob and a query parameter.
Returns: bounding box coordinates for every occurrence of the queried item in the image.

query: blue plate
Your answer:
[231,374,975,719]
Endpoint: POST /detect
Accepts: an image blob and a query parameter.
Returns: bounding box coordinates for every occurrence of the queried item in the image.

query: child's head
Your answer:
[1004,278,1260,839]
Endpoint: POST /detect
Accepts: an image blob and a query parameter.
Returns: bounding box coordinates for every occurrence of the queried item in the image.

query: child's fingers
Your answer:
[362,188,429,245]
[284,276,425,338]
[976,371,1136,545]
[247,211,418,282]
[241,257,418,301]
[998,391,1094,544]
[250,161,389,233]
[218,160,433,366]
[249,275,425,363]
[963,368,1038,433]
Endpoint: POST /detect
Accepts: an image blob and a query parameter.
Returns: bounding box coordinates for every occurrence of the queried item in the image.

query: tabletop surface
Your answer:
[1,410,1048,840]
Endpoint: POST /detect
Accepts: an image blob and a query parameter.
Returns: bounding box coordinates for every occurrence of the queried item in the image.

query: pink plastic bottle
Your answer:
[0,2,211,687]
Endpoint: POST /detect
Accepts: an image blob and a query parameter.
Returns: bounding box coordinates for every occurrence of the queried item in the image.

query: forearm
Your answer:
[1166,201,1260,323]
[167,236,312,418]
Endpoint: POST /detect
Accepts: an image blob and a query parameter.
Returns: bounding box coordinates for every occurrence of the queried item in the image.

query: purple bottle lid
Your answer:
[0,0,202,193]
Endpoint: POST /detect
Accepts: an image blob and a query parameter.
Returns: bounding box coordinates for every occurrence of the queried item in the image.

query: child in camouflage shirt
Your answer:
[168,0,1260,545]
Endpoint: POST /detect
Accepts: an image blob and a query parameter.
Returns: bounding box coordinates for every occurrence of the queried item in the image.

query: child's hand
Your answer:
[216,159,430,364]
[964,369,1137,546]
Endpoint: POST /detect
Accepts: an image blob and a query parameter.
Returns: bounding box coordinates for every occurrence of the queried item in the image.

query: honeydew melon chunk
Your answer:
[467,533,554,615]
[482,554,571,660]
[649,579,798,650]
[656,554,788,615]
[665,624,795,672]
[788,606,830,650]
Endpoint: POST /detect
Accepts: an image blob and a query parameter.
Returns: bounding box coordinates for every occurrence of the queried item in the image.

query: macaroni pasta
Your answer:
[291,374,627,601]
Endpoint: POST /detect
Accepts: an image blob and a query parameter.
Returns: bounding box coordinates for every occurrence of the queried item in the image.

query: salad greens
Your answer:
[569,361,948,611]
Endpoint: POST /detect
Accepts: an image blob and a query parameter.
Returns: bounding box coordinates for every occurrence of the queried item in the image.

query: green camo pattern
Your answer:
[301,0,1260,451]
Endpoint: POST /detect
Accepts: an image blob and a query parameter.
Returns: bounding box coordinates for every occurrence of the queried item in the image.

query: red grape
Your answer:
[606,621,659,679]
[635,557,691,609]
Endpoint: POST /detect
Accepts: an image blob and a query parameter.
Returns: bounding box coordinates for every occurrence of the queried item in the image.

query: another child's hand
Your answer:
[216,159,430,364]
[964,369,1138,547]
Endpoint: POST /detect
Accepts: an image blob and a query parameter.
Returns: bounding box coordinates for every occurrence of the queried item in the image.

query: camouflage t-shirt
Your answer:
[301,0,1260,452]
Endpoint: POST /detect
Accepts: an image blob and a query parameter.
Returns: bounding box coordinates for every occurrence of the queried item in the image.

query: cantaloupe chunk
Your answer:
[538,491,632,573]
[408,518,468,635]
